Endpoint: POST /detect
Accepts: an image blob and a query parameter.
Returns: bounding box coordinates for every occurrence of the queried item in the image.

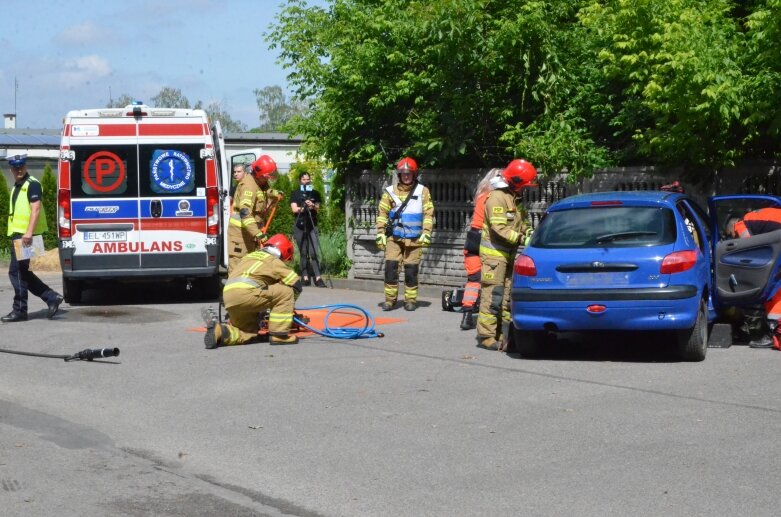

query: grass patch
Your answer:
[293,230,351,278]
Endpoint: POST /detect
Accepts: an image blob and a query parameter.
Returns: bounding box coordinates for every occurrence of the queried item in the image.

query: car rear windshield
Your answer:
[531,206,676,248]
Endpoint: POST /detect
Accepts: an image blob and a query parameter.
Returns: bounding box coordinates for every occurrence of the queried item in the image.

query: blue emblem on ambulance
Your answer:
[150,150,194,193]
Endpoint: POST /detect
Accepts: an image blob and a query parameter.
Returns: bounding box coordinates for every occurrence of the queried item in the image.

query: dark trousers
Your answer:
[293,226,321,279]
[9,235,56,314]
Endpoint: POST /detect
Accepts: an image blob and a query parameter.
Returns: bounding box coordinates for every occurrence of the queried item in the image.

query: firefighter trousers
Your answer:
[476,257,512,341]
[222,283,295,345]
[227,224,259,273]
[383,237,423,303]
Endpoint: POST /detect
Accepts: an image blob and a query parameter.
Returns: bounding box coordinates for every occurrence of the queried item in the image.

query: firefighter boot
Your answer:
[476,336,500,351]
[270,334,299,345]
[204,323,227,349]
[750,319,776,348]
[404,301,417,312]
[460,310,476,330]
[382,301,396,311]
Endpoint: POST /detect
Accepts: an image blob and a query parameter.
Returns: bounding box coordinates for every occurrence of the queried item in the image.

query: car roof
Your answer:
[548,190,685,211]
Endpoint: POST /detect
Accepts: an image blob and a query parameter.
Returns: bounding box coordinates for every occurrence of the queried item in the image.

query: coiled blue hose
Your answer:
[294,304,384,339]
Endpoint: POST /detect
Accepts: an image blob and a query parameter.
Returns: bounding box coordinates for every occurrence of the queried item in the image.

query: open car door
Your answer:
[709,195,781,306]
[210,120,230,269]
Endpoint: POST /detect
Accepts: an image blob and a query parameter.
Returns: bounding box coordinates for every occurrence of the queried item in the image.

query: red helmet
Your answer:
[250,155,278,179]
[501,159,537,193]
[396,157,418,176]
[265,234,294,262]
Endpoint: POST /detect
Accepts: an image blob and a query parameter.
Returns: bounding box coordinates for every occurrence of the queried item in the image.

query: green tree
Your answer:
[40,164,58,250]
[201,100,247,132]
[106,93,136,108]
[151,87,192,108]
[253,85,306,131]
[578,0,753,172]
[268,0,610,180]
[745,0,781,157]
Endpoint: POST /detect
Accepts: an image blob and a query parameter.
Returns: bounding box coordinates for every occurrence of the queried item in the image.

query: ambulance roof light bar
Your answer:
[127,101,147,118]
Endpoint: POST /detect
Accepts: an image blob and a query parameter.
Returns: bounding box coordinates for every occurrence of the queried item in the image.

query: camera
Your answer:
[300,184,314,205]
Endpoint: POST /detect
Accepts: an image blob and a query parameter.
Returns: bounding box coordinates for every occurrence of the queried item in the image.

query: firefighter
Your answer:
[227,155,283,272]
[375,157,435,311]
[459,168,503,330]
[732,207,781,349]
[205,234,302,348]
[476,159,537,351]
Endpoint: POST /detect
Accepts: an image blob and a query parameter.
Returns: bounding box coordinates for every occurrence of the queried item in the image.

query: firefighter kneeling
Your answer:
[205,234,302,349]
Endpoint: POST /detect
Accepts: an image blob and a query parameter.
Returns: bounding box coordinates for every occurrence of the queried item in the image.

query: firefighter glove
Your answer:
[417,233,431,247]
[524,228,534,246]
[376,233,387,250]
[256,232,269,246]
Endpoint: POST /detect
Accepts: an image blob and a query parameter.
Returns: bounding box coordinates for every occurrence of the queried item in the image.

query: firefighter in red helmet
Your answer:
[205,234,303,348]
[227,154,284,272]
[375,157,435,311]
[459,168,504,330]
[476,159,537,350]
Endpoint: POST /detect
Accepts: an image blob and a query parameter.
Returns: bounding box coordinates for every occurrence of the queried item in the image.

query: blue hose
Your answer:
[294,304,384,339]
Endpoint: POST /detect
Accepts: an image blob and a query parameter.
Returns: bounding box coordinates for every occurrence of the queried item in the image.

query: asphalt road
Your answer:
[1,272,781,516]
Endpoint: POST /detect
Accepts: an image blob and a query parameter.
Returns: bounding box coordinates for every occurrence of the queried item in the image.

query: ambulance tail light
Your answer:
[206,187,219,235]
[58,189,72,239]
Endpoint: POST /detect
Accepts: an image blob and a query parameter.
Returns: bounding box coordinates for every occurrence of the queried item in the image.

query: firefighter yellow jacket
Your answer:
[225,250,301,297]
[479,188,527,262]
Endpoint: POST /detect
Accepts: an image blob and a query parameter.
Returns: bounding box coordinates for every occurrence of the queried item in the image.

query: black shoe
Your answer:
[315,278,327,288]
[460,311,476,330]
[1,311,28,323]
[302,277,311,286]
[47,294,64,319]
[749,336,774,348]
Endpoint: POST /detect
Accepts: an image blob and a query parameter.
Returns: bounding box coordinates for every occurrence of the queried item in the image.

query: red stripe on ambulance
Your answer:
[139,124,205,136]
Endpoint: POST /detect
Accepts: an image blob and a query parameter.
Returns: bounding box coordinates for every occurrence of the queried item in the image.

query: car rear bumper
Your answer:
[512,285,698,302]
[511,285,701,331]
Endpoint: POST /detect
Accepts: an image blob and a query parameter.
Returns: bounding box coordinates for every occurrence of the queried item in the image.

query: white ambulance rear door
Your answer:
[66,115,143,270]
[211,120,230,268]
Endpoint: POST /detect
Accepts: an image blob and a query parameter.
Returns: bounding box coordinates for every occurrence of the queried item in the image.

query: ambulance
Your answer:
[56,103,231,303]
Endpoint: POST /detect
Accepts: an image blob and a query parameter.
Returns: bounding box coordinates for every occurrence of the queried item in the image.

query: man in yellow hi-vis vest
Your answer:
[476,159,537,351]
[3,154,63,323]
[205,234,303,348]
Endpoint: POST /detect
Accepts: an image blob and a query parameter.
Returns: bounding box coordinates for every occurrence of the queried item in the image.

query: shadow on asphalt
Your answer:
[70,279,219,307]
[506,331,689,363]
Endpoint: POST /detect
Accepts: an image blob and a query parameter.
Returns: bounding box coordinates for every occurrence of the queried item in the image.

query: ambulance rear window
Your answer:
[70,145,138,198]
[139,144,206,197]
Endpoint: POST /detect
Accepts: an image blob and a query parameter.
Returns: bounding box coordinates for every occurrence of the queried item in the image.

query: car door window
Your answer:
[678,200,709,252]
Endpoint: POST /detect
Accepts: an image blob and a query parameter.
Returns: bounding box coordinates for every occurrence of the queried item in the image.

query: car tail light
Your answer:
[514,254,537,276]
[57,189,72,239]
[660,250,698,274]
[206,186,220,235]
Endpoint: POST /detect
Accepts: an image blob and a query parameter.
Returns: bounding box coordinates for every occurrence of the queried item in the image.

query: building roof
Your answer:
[0,129,61,147]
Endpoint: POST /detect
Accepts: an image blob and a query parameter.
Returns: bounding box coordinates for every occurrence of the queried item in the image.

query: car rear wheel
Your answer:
[677,299,708,362]
[63,277,82,304]
[509,325,547,358]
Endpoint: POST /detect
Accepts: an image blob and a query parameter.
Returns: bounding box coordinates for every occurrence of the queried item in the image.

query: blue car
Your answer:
[509,190,781,361]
